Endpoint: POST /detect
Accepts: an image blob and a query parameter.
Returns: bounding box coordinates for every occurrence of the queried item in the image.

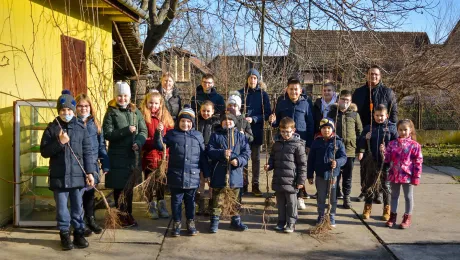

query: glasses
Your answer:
[77,105,90,108]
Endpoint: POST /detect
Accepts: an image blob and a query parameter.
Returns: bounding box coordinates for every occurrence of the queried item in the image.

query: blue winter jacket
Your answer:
[154,128,210,189]
[40,117,96,190]
[207,126,251,188]
[358,120,398,164]
[238,85,271,145]
[85,117,110,184]
[191,85,226,116]
[307,135,347,180]
[272,95,314,147]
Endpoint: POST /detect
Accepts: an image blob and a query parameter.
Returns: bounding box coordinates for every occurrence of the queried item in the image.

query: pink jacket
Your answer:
[384,137,423,185]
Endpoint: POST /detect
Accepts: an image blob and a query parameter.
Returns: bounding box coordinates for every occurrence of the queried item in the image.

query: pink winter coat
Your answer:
[384,137,423,185]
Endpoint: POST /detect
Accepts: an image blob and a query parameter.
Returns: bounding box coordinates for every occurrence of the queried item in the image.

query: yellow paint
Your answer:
[0,0,115,225]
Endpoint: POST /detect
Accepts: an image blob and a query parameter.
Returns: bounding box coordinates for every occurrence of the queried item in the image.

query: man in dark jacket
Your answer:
[238,68,271,196]
[191,74,226,116]
[264,117,307,233]
[352,65,398,126]
[40,90,95,250]
[327,90,363,209]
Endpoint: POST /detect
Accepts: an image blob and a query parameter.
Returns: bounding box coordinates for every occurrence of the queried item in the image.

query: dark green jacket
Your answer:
[327,103,363,157]
[102,100,147,189]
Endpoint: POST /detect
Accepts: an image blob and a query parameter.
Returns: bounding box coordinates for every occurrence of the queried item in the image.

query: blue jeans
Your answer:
[170,187,197,222]
[315,176,337,216]
[54,188,85,231]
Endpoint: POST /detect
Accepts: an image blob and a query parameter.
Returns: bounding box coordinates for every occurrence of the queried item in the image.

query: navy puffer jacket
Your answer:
[307,135,347,180]
[358,120,398,164]
[154,128,210,189]
[40,117,96,190]
[191,85,226,116]
[207,126,251,188]
[84,117,110,183]
[238,85,271,145]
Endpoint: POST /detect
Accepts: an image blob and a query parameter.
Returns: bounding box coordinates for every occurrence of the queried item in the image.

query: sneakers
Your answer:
[274,221,285,231]
[148,201,159,219]
[297,198,306,210]
[59,230,73,251]
[362,204,372,220]
[186,219,198,236]
[252,184,262,197]
[209,215,219,233]
[357,193,365,202]
[386,212,397,227]
[382,205,391,221]
[399,214,412,229]
[343,196,352,209]
[171,221,181,237]
[284,223,295,233]
[158,200,170,218]
[230,215,248,231]
[330,214,336,228]
[72,229,89,249]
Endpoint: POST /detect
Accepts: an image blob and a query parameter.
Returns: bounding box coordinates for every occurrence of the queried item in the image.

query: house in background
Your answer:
[0,0,145,226]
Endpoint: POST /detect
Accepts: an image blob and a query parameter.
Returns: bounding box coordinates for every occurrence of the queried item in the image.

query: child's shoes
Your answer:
[297,198,306,210]
[284,223,295,233]
[274,221,285,231]
[330,214,336,228]
[171,221,181,237]
[209,215,219,233]
[399,214,412,229]
[230,215,248,231]
[186,219,198,236]
[382,205,391,221]
[158,200,170,218]
[148,201,159,219]
[386,212,397,227]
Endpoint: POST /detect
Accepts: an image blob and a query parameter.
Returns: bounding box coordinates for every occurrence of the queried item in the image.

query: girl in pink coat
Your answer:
[382,119,423,229]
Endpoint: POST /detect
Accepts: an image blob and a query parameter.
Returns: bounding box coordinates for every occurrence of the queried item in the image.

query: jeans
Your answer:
[315,177,337,216]
[82,188,95,218]
[170,187,197,222]
[337,157,355,197]
[250,144,261,184]
[390,183,414,214]
[54,188,85,231]
[275,191,298,224]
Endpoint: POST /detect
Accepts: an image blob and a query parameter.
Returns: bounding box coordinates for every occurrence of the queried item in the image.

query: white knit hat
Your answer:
[114,81,131,98]
[227,91,242,109]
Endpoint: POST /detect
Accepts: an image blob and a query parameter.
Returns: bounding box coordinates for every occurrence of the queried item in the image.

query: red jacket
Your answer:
[142,115,171,170]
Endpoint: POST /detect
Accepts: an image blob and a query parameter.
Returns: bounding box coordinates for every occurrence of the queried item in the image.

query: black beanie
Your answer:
[57,90,77,114]
[220,111,238,124]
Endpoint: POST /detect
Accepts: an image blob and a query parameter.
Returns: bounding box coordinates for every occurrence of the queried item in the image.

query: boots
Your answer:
[399,214,412,229]
[73,229,89,249]
[343,196,352,209]
[386,212,397,227]
[83,227,93,237]
[230,215,248,231]
[382,205,391,221]
[362,204,372,219]
[59,230,73,251]
[171,221,181,237]
[252,184,262,197]
[158,200,170,218]
[86,216,102,234]
[186,219,198,236]
[148,201,159,219]
[209,215,220,233]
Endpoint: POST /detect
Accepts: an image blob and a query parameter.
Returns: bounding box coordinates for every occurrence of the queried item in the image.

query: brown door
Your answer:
[61,35,87,95]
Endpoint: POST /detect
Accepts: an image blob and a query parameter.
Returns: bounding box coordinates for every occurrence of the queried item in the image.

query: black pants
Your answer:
[364,171,390,205]
[336,157,355,197]
[114,188,133,214]
[144,168,165,202]
[82,188,95,218]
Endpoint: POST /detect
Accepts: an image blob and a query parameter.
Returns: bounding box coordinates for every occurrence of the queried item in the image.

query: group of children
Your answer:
[41,69,423,250]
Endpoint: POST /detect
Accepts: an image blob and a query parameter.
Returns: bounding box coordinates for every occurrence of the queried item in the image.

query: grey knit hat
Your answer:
[178,104,196,123]
[57,90,77,113]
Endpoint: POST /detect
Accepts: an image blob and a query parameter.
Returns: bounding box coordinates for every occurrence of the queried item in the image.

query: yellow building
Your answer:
[0,0,145,226]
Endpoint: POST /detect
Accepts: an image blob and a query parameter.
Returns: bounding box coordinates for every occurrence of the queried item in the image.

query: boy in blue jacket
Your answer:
[269,77,314,210]
[307,118,347,227]
[40,90,96,250]
[154,105,210,237]
[207,112,251,233]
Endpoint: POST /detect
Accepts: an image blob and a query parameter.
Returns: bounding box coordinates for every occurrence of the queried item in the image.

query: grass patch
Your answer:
[422,144,460,169]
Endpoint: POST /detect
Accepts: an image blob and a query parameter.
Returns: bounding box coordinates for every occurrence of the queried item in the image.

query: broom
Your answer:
[262,89,275,231]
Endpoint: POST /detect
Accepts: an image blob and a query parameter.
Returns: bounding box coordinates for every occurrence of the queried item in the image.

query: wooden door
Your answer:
[61,35,87,95]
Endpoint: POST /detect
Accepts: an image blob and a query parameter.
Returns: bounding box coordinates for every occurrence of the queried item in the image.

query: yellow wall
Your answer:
[0,0,114,225]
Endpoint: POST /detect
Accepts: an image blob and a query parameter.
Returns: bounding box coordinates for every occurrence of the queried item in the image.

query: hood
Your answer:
[107,99,137,112]
[329,103,357,112]
[274,132,302,142]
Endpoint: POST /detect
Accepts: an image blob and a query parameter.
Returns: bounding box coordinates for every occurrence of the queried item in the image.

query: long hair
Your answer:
[141,91,174,128]
[75,93,101,134]
[397,119,417,141]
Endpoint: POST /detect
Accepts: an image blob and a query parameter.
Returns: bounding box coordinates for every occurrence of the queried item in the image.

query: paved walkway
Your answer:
[1,162,459,260]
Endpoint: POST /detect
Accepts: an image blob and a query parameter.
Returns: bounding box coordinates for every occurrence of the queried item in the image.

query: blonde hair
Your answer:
[141,91,175,128]
[75,94,101,134]
[161,72,175,83]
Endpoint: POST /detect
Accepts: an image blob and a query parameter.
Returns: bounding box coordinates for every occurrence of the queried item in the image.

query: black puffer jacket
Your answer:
[154,85,182,120]
[352,82,398,126]
[235,114,254,143]
[40,117,96,190]
[267,133,307,193]
[196,115,220,145]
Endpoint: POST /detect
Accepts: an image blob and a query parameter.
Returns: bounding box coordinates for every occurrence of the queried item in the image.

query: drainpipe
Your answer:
[116,0,149,20]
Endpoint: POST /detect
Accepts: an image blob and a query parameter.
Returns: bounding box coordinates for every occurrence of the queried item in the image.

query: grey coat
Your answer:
[267,133,308,193]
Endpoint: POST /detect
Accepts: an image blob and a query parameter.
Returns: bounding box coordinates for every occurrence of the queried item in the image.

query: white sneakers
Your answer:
[297,198,306,210]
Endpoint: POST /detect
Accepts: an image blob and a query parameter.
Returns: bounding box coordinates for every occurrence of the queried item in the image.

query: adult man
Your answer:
[191,74,226,116]
[352,66,398,127]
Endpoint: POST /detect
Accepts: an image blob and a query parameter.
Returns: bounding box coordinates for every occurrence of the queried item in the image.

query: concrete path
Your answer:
[0,162,459,260]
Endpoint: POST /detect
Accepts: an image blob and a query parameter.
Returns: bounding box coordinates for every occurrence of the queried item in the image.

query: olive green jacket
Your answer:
[327,103,363,157]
